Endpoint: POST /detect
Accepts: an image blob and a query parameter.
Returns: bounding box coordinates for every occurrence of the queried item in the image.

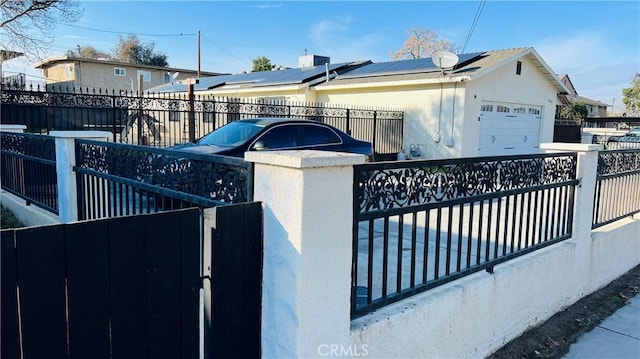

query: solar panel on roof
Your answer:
[338,52,484,79]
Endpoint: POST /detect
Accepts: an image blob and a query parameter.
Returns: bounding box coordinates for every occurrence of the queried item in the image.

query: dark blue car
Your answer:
[171,117,375,160]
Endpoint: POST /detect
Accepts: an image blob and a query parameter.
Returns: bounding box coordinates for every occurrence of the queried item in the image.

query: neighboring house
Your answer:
[152,48,569,159]
[34,56,225,92]
[556,73,610,119]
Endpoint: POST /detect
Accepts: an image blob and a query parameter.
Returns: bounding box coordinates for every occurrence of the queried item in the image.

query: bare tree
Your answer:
[1,0,82,61]
[391,26,457,60]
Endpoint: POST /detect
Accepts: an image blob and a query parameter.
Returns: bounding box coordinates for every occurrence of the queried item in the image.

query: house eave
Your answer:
[314,75,472,91]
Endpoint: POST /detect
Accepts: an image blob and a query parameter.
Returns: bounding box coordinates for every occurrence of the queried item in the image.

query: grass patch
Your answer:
[1,204,25,229]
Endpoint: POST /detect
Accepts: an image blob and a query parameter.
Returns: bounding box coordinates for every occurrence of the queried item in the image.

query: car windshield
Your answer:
[197,121,265,147]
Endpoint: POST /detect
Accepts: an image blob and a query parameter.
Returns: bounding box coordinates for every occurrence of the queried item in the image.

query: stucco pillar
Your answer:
[50,131,111,223]
[245,150,366,359]
[540,142,602,293]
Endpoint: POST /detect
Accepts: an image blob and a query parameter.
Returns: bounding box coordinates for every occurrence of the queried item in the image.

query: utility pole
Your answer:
[197,30,201,78]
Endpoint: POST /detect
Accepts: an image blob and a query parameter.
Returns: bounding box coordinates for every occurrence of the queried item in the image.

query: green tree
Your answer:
[560,100,588,120]
[391,26,458,60]
[113,34,168,66]
[1,0,82,60]
[66,45,111,60]
[622,73,640,116]
[252,56,275,72]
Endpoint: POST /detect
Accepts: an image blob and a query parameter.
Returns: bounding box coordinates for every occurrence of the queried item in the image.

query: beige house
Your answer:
[557,73,610,119]
[35,56,224,92]
[154,48,570,159]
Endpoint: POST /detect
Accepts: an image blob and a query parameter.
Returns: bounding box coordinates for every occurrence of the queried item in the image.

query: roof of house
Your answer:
[317,47,568,94]
[34,56,225,76]
[575,95,610,107]
[149,47,569,95]
[150,60,371,93]
[1,50,23,61]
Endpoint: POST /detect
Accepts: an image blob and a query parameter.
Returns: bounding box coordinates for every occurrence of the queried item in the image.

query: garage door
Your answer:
[478,101,542,156]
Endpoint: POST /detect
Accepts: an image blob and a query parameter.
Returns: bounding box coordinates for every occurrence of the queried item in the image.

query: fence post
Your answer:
[50,131,112,223]
[540,142,601,292]
[188,82,196,142]
[245,150,366,358]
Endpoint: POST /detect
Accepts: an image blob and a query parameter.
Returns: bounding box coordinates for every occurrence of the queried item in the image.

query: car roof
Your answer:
[237,117,327,126]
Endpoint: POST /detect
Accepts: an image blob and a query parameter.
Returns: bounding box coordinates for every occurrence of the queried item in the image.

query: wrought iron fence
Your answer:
[351,153,578,318]
[1,85,404,157]
[0,132,58,214]
[74,139,254,220]
[593,149,640,228]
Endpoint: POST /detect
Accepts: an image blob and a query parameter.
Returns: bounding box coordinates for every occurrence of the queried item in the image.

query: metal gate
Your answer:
[1,204,263,359]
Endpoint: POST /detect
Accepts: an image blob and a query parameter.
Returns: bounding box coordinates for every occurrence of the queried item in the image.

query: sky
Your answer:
[2,0,639,113]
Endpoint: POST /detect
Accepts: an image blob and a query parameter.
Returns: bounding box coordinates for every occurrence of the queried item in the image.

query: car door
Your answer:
[299,124,342,150]
[252,124,300,150]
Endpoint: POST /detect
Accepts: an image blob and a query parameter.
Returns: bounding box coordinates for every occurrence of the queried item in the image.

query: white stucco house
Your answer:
[153,47,570,159]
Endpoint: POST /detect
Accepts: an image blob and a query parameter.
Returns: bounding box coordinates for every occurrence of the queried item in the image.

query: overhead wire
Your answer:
[461,0,486,54]
[200,34,252,66]
[56,22,197,37]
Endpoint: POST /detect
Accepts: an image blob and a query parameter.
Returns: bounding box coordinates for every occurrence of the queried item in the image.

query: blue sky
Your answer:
[3,0,639,113]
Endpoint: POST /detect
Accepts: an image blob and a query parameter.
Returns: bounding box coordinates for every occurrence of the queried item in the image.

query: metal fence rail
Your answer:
[1,85,404,157]
[593,149,640,228]
[351,153,579,318]
[74,139,254,220]
[0,132,58,214]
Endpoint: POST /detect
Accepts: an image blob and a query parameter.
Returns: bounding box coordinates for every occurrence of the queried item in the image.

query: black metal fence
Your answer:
[74,139,253,221]
[351,153,579,318]
[1,85,404,157]
[593,149,640,228]
[0,132,58,214]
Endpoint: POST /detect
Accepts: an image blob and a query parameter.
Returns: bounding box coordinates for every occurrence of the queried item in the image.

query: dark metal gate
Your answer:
[1,204,264,359]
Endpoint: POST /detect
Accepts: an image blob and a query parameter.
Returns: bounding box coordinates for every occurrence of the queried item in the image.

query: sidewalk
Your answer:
[563,294,640,358]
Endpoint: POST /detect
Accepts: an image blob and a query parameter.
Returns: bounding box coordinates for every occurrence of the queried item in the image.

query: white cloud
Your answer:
[534,31,639,109]
[308,17,389,62]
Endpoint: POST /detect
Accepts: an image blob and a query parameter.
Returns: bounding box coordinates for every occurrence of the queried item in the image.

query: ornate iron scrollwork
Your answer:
[356,154,577,213]
[598,150,640,176]
[76,141,251,203]
[0,132,56,161]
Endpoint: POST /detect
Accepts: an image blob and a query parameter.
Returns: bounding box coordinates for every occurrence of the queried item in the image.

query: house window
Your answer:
[528,107,540,115]
[114,67,126,76]
[516,61,522,75]
[497,105,510,113]
[137,70,151,82]
[164,73,171,83]
[203,112,215,123]
[65,64,73,79]
[169,111,180,122]
[481,104,493,112]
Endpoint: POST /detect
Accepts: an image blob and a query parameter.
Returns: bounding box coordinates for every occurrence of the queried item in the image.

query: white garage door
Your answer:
[478,102,542,156]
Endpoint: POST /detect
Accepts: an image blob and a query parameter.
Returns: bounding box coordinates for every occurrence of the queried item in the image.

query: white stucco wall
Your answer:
[248,145,638,359]
[315,81,467,160]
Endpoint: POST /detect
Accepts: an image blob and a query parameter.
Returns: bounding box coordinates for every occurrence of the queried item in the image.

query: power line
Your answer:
[462,0,486,54]
[200,34,252,66]
[56,22,197,37]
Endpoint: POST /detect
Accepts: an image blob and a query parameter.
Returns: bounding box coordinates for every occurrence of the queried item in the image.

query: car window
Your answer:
[300,125,341,146]
[198,121,264,146]
[255,125,299,149]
